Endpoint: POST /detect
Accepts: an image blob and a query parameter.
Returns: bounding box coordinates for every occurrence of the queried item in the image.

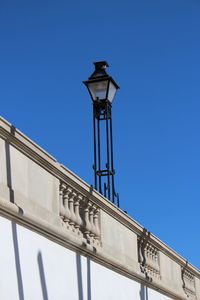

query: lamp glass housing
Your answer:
[87,79,118,103]
[107,80,117,103]
[87,80,108,101]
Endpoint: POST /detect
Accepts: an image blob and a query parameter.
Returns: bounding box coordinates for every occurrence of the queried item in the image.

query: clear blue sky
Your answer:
[0,0,200,269]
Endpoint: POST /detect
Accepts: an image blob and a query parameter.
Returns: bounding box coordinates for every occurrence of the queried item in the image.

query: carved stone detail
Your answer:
[74,194,83,231]
[89,204,95,237]
[63,187,71,224]
[59,183,66,219]
[93,206,100,239]
[59,181,101,246]
[182,263,196,300]
[68,191,77,227]
[83,200,92,239]
[138,230,160,281]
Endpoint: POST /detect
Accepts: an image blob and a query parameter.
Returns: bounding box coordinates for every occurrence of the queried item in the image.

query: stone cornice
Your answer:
[0,115,199,284]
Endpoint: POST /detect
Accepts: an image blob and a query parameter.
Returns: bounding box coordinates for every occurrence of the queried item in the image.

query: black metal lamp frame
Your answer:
[84,61,120,207]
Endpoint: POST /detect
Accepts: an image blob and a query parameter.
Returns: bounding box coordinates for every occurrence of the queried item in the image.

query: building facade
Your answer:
[0,116,199,300]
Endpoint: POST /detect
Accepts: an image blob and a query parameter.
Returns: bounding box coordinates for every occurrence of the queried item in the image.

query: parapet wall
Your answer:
[0,116,199,300]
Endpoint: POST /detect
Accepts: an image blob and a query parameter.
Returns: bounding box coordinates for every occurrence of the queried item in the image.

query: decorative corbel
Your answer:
[138,229,152,281]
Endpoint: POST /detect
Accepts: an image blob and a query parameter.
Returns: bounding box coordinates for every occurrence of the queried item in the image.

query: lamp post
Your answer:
[83,61,120,207]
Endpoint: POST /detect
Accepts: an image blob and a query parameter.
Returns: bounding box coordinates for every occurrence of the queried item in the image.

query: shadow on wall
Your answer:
[5,141,14,203]
[12,222,25,300]
[12,224,50,300]
[140,284,148,300]
[5,131,23,216]
[7,127,24,300]
[76,253,92,300]
[87,257,91,300]
[76,253,84,300]
[37,251,49,300]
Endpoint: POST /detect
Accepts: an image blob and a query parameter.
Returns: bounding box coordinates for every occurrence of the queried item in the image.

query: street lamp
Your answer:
[83,61,120,206]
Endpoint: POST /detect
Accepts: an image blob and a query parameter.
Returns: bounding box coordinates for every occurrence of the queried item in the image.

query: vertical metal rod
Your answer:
[104,183,107,198]
[93,105,97,190]
[109,109,115,204]
[117,193,120,208]
[106,104,111,200]
[97,117,102,194]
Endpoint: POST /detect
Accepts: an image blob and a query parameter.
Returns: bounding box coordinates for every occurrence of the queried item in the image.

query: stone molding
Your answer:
[182,262,197,300]
[59,181,101,249]
[138,229,160,281]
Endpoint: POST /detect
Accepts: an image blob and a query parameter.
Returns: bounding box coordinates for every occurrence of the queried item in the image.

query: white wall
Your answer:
[0,216,172,300]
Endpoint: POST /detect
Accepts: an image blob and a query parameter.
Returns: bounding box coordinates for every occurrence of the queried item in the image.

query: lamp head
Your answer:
[83,61,119,104]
